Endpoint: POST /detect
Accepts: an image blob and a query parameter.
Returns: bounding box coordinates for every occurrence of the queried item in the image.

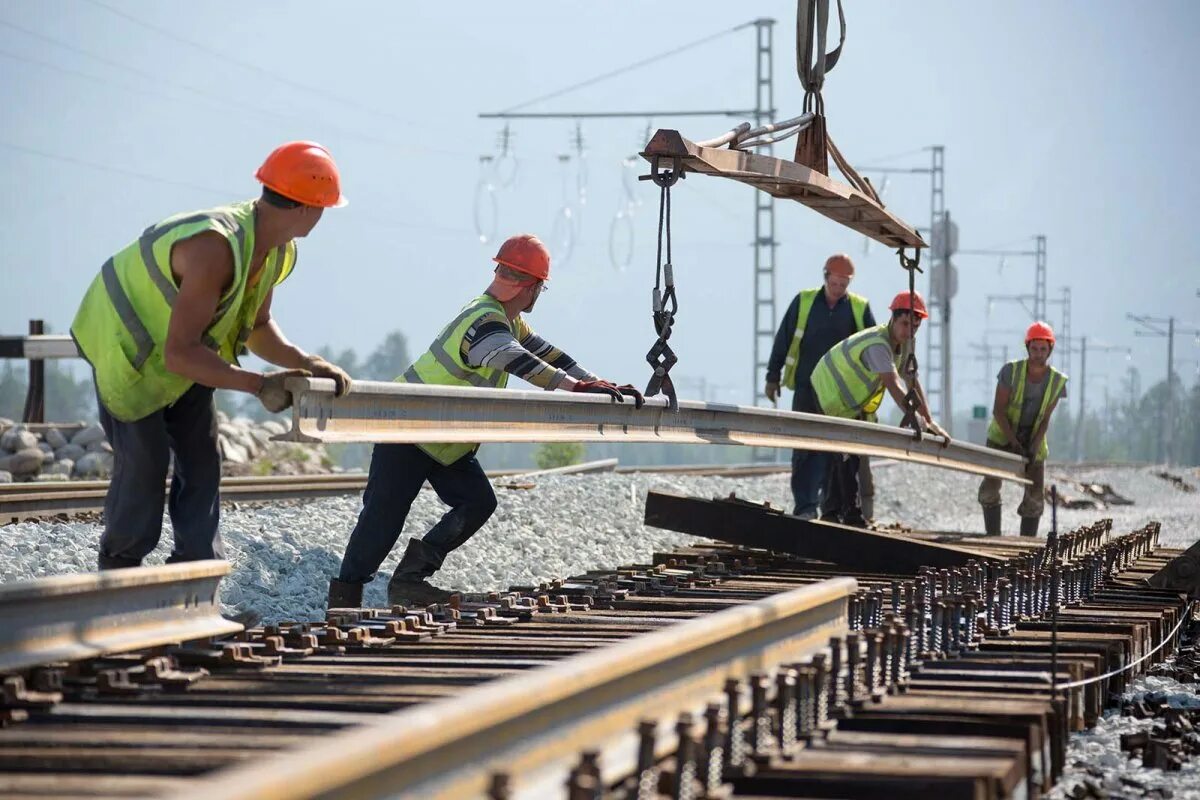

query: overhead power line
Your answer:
[499,24,744,113]
[82,0,426,129]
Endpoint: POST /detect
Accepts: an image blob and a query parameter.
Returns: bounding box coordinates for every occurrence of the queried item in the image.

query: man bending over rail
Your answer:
[71,142,352,570]
[329,234,643,608]
[809,290,950,527]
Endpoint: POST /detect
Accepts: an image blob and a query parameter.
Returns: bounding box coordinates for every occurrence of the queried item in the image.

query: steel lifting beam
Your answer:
[0,561,239,673]
[277,379,1028,483]
[0,334,80,360]
[644,491,1005,571]
[641,129,926,248]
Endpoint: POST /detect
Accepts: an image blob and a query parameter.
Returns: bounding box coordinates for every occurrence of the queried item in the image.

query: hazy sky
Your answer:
[3,0,1198,418]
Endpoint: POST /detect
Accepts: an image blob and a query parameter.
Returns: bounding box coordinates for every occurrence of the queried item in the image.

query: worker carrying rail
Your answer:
[978,321,1067,537]
[764,254,877,522]
[70,141,352,570]
[809,290,951,527]
[328,234,643,609]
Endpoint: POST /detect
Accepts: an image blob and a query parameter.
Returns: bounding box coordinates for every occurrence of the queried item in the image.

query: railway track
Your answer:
[0,503,1193,799]
[0,462,790,524]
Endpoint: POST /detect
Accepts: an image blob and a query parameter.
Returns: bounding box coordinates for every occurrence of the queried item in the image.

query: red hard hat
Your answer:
[824,253,855,277]
[255,141,348,208]
[1026,321,1056,345]
[493,234,550,281]
[889,290,929,319]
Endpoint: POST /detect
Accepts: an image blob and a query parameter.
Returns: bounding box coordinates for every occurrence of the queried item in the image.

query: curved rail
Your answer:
[0,561,238,673]
[277,378,1028,483]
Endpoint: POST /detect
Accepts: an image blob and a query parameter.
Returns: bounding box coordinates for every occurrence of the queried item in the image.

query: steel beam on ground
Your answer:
[276,378,1027,483]
[0,561,239,673]
[0,334,80,359]
[170,576,855,800]
[641,129,926,248]
[643,491,1005,569]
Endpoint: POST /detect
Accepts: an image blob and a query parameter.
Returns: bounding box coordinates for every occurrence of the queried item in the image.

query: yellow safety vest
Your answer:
[810,324,898,419]
[781,289,869,390]
[986,359,1066,462]
[71,201,296,422]
[398,294,513,465]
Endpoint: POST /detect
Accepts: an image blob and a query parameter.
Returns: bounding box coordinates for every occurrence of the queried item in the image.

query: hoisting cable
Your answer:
[896,246,924,439]
[639,155,685,411]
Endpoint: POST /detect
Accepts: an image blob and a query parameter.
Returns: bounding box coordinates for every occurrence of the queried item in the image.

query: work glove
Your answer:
[925,420,952,448]
[571,379,625,403]
[304,356,353,397]
[615,384,645,409]
[257,369,313,413]
[765,380,780,403]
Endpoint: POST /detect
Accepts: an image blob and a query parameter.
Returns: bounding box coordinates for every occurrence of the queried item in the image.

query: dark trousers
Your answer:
[789,382,831,517]
[822,453,865,525]
[337,443,498,585]
[96,382,223,569]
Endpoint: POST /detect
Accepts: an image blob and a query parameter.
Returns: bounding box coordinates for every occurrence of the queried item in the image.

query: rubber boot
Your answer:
[388,538,456,607]
[327,578,364,610]
[1019,516,1040,538]
[982,505,1002,537]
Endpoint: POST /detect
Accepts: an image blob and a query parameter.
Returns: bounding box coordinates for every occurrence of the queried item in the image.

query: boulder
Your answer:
[38,441,54,455]
[44,459,74,477]
[71,423,107,448]
[44,428,69,449]
[259,420,287,436]
[86,439,114,454]
[0,428,37,453]
[220,437,249,465]
[0,470,11,483]
[54,443,86,463]
[0,448,46,476]
[74,451,114,479]
[0,417,14,429]
[39,446,55,465]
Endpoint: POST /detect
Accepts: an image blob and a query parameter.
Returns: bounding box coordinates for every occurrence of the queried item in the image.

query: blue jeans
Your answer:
[96,382,223,569]
[337,443,497,584]
[789,382,831,517]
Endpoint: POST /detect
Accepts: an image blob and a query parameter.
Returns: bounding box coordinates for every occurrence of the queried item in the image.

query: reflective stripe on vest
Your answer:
[398,295,513,465]
[810,324,893,418]
[71,200,296,421]
[781,290,868,390]
[986,359,1066,461]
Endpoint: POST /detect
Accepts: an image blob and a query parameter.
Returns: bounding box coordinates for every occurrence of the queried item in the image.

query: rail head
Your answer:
[170,576,857,800]
[0,560,239,673]
[277,378,1028,484]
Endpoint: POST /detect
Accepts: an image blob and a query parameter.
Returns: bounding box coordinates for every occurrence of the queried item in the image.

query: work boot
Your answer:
[1019,516,1040,538]
[387,538,456,608]
[327,578,364,610]
[983,505,1003,537]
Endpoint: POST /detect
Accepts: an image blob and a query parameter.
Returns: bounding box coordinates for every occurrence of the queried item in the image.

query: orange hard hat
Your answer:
[255,141,348,208]
[889,290,929,319]
[1025,321,1056,346]
[493,234,551,281]
[824,253,855,277]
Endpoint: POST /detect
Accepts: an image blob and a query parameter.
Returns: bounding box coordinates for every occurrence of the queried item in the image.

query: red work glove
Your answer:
[571,379,624,402]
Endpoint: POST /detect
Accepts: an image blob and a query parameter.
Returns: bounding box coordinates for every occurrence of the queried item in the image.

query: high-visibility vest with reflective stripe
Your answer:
[811,324,897,419]
[781,290,869,390]
[398,294,512,465]
[71,201,296,422]
[986,359,1066,462]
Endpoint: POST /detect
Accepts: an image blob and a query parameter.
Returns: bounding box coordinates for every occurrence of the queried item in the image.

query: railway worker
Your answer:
[764,254,876,520]
[809,290,951,527]
[978,322,1067,538]
[328,234,644,609]
[71,141,352,570]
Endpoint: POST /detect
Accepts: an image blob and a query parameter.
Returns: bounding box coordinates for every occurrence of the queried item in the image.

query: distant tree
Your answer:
[364,331,411,380]
[534,442,584,470]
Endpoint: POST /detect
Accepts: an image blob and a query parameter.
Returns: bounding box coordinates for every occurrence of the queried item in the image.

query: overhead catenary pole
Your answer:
[1127,314,1199,465]
[1071,337,1132,461]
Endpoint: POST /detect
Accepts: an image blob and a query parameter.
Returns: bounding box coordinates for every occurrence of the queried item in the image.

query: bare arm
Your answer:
[991,382,1017,446]
[880,371,910,409]
[244,289,315,369]
[163,233,263,395]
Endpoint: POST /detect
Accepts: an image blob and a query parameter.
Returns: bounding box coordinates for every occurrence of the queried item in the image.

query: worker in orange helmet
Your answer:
[809,289,950,526]
[329,234,644,609]
[765,254,877,520]
[71,141,353,571]
[978,321,1067,537]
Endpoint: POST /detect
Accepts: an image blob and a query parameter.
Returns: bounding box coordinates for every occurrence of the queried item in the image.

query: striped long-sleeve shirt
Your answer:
[462,310,598,389]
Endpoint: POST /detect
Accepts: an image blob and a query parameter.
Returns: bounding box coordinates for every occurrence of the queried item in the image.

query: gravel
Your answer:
[3,462,1198,623]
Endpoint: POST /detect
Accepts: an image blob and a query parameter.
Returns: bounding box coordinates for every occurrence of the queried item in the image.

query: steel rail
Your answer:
[276,378,1028,483]
[0,561,239,673]
[172,576,855,800]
